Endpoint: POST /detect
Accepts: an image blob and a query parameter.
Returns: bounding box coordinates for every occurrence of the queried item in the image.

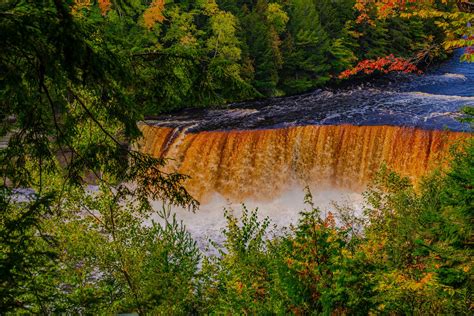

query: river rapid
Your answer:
[148,50,473,133]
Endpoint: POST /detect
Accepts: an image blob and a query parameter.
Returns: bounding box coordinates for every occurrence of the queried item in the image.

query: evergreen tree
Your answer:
[240,0,286,95]
[280,0,332,93]
[0,1,195,311]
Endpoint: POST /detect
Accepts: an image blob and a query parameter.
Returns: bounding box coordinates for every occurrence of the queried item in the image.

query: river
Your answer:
[144,50,473,248]
[148,49,473,132]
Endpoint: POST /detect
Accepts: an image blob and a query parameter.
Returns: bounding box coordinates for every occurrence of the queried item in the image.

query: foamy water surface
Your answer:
[152,188,364,251]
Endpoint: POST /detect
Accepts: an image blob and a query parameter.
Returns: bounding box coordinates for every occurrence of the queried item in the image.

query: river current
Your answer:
[149,49,473,132]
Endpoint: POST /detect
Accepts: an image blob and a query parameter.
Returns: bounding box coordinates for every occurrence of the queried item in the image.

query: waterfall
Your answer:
[140,124,470,202]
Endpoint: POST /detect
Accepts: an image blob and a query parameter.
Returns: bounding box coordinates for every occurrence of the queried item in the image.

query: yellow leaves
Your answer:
[356,0,462,23]
[341,248,353,259]
[72,0,92,15]
[232,279,267,299]
[180,34,197,46]
[326,235,335,243]
[354,1,366,12]
[235,280,244,294]
[201,0,219,15]
[143,0,166,29]
[354,0,472,55]
[74,0,92,9]
[72,0,111,16]
[436,21,450,29]
[395,272,407,284]
[207,10,241,61]
[375,270,437,299]
[360,234,387,259]
[266,3,289,34]
[444,38,474,50]
[409,9,444,19]
[405,272,433,291]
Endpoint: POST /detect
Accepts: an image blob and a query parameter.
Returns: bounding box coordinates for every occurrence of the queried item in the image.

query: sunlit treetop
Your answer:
[355,0,473,61]
[355,0,473,21]
[98,0,112,15]
[73,0,166,28]
[72,0,111,15]
[143,0,166,29]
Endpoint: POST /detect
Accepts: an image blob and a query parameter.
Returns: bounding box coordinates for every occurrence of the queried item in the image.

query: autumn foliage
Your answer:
[339,54,421,79]
[354,0,473,61]
[98,0,111,15]
[353,0,469,22]
[355,0,422,23]
[143,0,166,29]
[73,0,111,15]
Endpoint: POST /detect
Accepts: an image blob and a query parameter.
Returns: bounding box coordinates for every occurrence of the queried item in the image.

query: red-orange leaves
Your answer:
[339,54,421,79]
[98,0,112,15]
[72,0,111,16]
[463,46,474,62]
[355,0,428,23]
[143,0,166,29]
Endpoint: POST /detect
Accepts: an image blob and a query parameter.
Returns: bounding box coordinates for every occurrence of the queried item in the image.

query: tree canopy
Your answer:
[3,0,469,114]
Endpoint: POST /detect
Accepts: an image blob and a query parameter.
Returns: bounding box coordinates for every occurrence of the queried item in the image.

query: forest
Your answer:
[0,0,473,314]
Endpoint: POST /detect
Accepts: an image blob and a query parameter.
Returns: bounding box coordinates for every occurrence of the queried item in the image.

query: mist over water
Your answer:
[152,188,364,251]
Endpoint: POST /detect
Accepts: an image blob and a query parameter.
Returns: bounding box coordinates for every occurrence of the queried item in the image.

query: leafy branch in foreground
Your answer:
[0,1,196,312]
[48,185,200,314]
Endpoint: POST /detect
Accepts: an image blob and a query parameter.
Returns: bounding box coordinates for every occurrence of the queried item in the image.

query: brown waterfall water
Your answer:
[139,124,470,203]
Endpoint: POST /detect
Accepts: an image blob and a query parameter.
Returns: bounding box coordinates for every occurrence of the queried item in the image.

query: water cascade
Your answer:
[140,124,469,202]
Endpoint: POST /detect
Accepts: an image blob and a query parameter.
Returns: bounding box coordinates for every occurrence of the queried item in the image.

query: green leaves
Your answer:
[1,2,196,313]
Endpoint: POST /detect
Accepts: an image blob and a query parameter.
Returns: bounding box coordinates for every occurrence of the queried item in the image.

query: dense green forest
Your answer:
[1,0,473,314]
[3,0,468,114]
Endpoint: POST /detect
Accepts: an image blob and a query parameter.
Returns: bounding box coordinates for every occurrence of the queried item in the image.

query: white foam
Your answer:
[403,91,474,101]
[442,73,468,80]
[214,108,260,116]
[151,187,364,251]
